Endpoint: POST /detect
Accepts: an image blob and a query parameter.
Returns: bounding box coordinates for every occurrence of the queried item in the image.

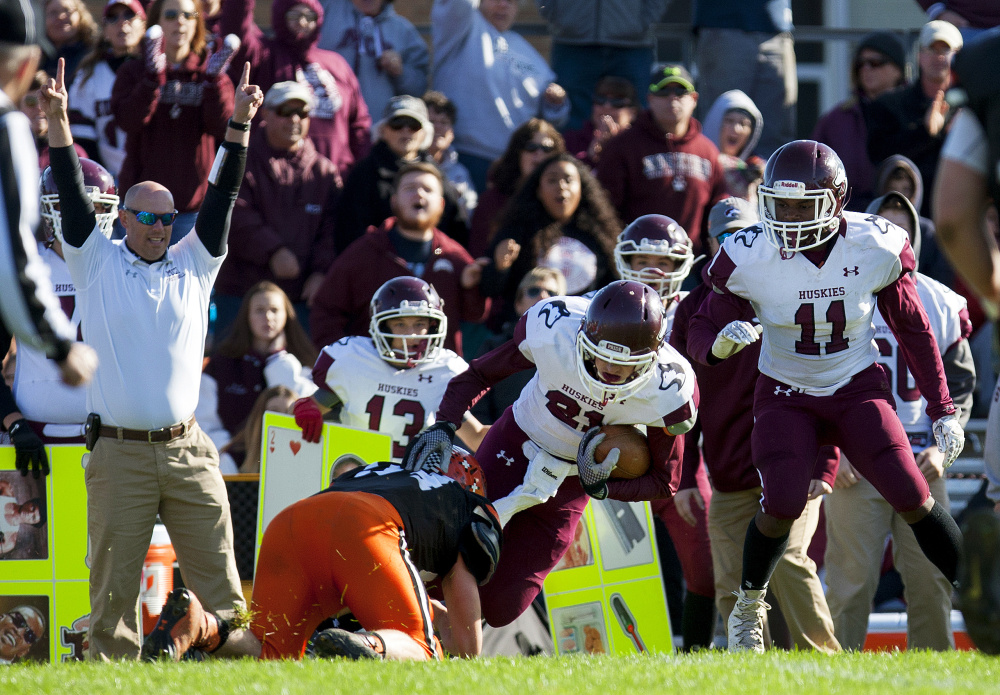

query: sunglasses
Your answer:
[126,208,177,226]
[523,141,556,154]
[649,83,691,97]
[592,95,633,108]
[856,57,889,70]
[276,104,310,118]
[387,117,421,131]
[9,611,37,646]
[161,9,197,21]
[286,9,318,22]
[104,9,137,24]
[523,286,555,299]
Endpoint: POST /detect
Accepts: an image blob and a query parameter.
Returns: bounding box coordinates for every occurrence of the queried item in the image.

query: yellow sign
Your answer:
[543,499,672,655]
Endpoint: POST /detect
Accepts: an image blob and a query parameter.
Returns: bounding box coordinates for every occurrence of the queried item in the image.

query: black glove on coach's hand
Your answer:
[401,421,457,473]
[9,419,49,479]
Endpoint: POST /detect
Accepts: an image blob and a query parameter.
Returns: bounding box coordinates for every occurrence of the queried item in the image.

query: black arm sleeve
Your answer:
[195,140,247,258]
[49,145,97,248]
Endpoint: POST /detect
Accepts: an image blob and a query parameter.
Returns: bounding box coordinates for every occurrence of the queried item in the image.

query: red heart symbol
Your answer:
[289,441,301,455]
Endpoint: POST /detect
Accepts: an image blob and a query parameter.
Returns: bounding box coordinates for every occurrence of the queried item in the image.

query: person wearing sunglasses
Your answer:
[0,605,45,663]
[332,94,469,253]
[67,0,146,179]
[42,55,264,660]
[562,76,638,168]
[111,0,240,245]
[812,32,907,213]
[868,21,963,219]
[596,64,728,262]
[702,89,766,205]
[213,80,342,340]
[216,0,373,177]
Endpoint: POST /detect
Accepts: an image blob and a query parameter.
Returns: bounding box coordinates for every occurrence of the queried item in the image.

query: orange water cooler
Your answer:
[141,523,177,635]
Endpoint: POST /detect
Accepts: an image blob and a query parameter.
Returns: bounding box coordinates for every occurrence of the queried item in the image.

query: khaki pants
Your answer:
[85,424,244,659]
[710,486,839,653]
[824,475,953,651]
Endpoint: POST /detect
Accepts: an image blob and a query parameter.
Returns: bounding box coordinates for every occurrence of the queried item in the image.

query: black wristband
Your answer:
[227,119,250,132]
[7,419,26,436]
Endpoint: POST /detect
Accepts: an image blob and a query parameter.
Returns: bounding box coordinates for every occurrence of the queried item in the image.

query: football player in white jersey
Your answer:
[0,158,118,477]
[824,191,975,651]
[402,279,698,628]
[687,140,966,653]
[615,214,717,650]
[292,277,488,460]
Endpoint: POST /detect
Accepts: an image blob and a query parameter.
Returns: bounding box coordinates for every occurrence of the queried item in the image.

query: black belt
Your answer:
[99,415,196,443]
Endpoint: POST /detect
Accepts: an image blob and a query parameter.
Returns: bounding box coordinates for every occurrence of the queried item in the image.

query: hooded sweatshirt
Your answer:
[701,89,765,201]
[595,110,729,254]
[221,0,372,174]
[317,0,430,122]
[431,0,570,161]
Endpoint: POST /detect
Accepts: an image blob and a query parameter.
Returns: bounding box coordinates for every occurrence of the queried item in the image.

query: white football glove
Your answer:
[577,428,619,500]
[932,415,965,468]
[711,320,763,360]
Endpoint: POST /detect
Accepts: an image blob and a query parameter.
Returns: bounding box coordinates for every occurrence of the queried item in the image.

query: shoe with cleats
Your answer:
[141,588,220,661]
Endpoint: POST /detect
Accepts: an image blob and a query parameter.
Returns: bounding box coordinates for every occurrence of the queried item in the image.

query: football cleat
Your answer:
[958,510,1000,655]
[727,587,770,653]
[311,628,385,660]
[141,588,221,661]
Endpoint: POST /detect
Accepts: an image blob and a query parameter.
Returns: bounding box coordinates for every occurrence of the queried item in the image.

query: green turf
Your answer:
[2,652,999,694]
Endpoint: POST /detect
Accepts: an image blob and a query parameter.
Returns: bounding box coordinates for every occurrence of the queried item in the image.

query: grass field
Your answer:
[3,652,1000,694]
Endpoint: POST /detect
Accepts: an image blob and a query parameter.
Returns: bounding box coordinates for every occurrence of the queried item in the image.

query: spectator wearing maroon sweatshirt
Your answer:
[310,162,489,357]
[213,81,342,339]
[111,0,234,243]
[596,64,728,258]
[219,0,372,175]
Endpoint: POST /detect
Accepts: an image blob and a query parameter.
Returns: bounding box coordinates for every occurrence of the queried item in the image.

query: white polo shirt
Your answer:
[63,228,223,429]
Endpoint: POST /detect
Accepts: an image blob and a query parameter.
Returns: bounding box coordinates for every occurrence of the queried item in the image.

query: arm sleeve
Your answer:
[436,314,535,425]
[606,426,683,501]
[196,140,248,257]
[49,145,97,248]
[876,271,956,421]
[0,114,75,359]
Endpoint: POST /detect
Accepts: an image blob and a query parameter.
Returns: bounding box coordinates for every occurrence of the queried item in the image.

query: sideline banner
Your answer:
[543,499,672,655]
[0,446,91,663]
[256,415,392,562]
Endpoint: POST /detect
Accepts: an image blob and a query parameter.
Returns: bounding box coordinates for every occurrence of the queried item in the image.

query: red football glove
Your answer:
[293,398,323,443]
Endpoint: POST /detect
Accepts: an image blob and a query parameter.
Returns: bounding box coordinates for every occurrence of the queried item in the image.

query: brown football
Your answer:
[596,424,651,479]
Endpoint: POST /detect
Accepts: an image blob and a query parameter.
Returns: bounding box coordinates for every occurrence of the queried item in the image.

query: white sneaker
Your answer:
[728,587,770,653]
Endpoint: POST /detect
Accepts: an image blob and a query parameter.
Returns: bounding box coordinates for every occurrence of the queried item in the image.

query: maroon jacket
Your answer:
[111,52,234,213]
[220,0,372,174]
[672,272,839,493]
[467,186,510,259]
[595,111,728,255]
[216,127,341,300]
[309,218,491,356]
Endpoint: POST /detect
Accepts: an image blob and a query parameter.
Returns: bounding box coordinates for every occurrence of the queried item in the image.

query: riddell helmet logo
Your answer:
[598,340,629,356]
[773,180,805,193]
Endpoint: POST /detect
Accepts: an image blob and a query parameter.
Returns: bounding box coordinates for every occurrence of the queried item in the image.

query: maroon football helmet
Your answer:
[40,159,119,241]
[576,280,665,402]
[369,277,447,367]
[758,140,848,253]
[614,214,694,304]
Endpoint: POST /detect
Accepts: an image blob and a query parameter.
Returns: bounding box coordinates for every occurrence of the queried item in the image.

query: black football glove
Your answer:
[576,427,618,500]
[9,419,49,479]
[402,421,457,473]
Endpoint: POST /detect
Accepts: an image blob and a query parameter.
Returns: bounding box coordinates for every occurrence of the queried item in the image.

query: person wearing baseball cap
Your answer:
[867,21,963,218]
[66,0,145,177]
[596,62,729,259]
[707,196,759,247]
[0,0,98,388]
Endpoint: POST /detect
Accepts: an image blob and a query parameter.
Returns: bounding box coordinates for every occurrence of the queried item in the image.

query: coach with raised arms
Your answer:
[39,56,263,660]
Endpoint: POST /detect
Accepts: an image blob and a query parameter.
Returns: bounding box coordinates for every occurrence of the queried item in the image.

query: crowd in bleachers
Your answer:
[4,0,1000,660]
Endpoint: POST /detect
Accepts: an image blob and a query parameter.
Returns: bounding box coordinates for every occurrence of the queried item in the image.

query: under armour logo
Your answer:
[843,266,859,276]
[496,450,514,466]
[417,374,433,383]
[774,386,793,397]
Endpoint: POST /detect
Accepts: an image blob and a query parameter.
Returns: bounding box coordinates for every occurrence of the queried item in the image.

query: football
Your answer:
[596,424,651,479]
